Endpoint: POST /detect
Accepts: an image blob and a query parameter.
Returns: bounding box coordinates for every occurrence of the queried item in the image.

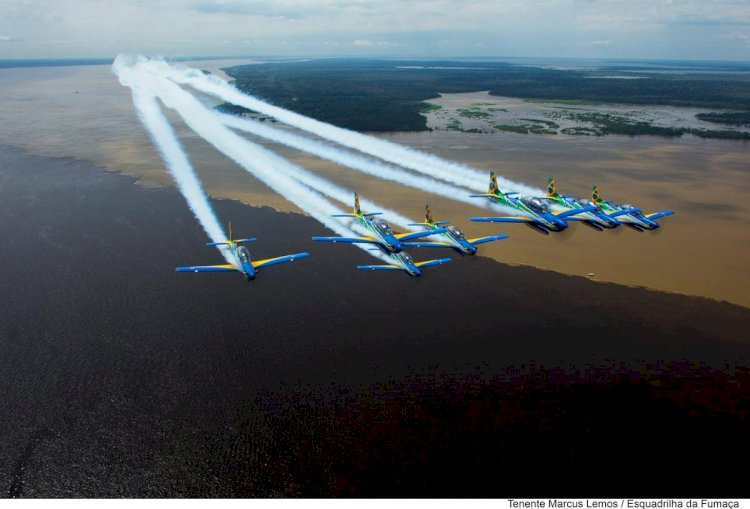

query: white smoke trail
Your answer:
[219,113,504,211]
[143,59,544,196]
[142,70,420,231]
[113,61,234,264]
[148,70,424,227]
[119,60,396,261]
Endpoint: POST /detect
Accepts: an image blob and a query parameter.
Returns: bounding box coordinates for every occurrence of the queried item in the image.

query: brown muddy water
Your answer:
[1,61,748,307]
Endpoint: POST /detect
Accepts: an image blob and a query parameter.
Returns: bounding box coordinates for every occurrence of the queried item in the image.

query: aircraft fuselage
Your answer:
[391,251,422,277]
[488,194,569,233]
[550,196,619,229]
[230,244,257,280]
[358,215,403,253]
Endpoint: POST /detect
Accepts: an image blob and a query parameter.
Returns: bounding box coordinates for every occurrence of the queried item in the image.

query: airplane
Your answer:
[544,177,622,231]
[357,250,452,278]
[591,185,674,231]
[175,222,309,281]
[467,172,597,235]
[312,193,446,253]
[402,204,508,255]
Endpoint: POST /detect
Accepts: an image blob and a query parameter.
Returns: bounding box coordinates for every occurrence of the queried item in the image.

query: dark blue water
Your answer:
[1,145,747,497]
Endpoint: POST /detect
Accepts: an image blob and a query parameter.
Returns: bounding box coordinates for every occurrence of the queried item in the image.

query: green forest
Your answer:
[222,59,750,133]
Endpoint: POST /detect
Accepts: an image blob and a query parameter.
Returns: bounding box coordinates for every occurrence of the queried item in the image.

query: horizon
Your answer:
[2,54,750,66]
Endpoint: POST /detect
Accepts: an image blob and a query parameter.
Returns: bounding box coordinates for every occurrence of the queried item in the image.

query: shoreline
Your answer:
[1,142,748,496]
[1,61,748,306]
[2,140,748,311]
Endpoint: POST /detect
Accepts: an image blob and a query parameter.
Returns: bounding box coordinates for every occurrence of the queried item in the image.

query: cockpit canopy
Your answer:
[621,204,642,215]
[373,218,393,235]
[447,225,465,239]
[401,252,414,264]
[522,196,549,214]
[237,246,251,263]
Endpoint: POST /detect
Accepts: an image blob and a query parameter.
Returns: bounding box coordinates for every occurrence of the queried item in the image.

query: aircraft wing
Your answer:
[312,235,380,245]
[646,210,674,220]
[207,238,256,246]
[394,228,447,242]
[606,208,637,218]
[356,264,403,271]
[469,216,535,223]
[469,193,518,198]
[251,252,309,270]
[553,205,597,219]
[467,234,509,245]
[176,264,238,273]
[414,258,453,268]
[402,241,454,249]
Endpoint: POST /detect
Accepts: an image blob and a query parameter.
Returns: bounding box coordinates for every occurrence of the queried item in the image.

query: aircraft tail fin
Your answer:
[206,237,255,246]
[547,177,558,198]
[206,222,255,246]
[425,203,434,224]
[354,192,361,215]
[408,204,449,227]
[424,204,449,225]
[592,185,602,204]
[488,171,499,194]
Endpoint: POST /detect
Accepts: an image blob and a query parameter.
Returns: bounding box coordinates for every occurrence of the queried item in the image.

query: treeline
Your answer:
[224,60,543,131]
[223,59,750,132]
[695,111,750,127]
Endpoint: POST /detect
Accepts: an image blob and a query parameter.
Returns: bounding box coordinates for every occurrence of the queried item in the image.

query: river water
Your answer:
[1,60,748,307]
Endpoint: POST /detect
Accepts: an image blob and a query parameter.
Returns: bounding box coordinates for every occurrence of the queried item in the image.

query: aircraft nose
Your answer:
[242,262,256,280]
[389,236,403,252]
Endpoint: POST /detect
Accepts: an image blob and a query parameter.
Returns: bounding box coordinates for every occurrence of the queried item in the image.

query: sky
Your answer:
[1,0,750,61]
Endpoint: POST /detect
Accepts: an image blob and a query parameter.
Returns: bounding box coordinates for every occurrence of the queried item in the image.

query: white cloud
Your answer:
[723,31,750,47]
[0,0,749,59]
[352,39,398,47]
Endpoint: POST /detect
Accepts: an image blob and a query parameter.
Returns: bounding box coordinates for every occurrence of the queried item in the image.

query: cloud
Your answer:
[1,0,750,59]
[723,31,750,46]
[352,39,398,47]
[188,0,307,19]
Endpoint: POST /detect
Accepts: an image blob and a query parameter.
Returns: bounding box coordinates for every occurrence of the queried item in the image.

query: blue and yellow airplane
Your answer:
[402,204,508,255]
[468,172,597,235]
[312,193,446,253]
[176,223,309,281]
[357,250,452,278]
[544,177,623,231]
[591,185,673,231]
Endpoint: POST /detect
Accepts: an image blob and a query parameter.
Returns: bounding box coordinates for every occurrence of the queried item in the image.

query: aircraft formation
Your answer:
[114,57,672,284]
[175,174,673,281]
